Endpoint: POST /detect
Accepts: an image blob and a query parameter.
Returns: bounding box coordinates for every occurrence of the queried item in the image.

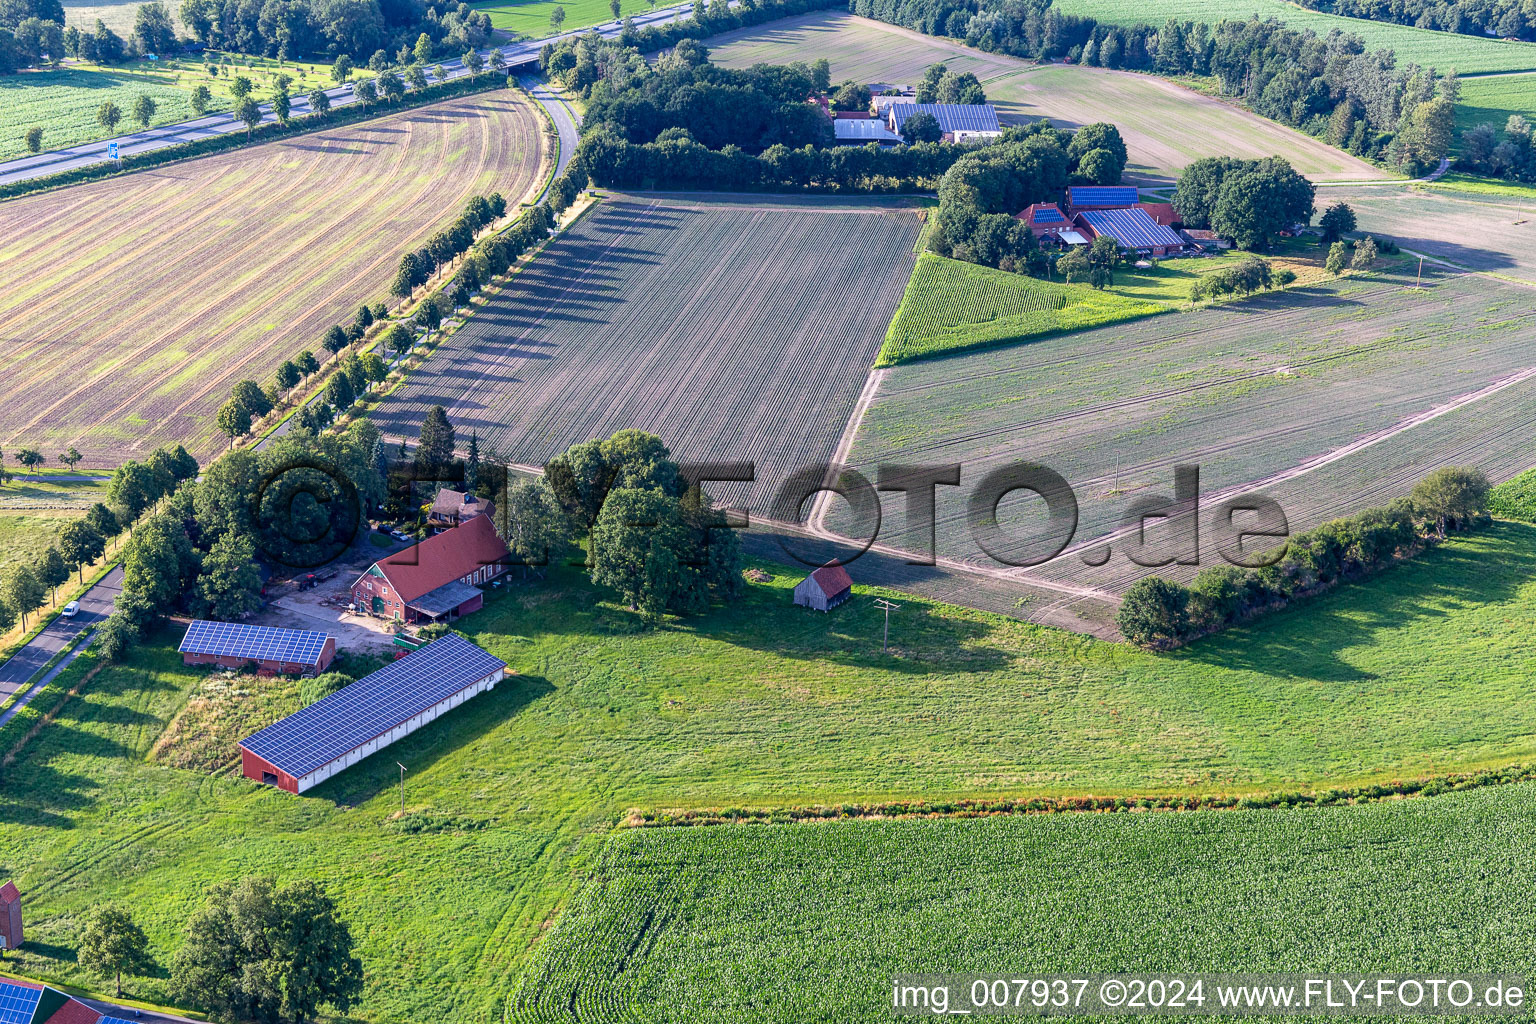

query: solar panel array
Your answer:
[1080,208,1185,250]
[888,103,1001,134]
[1030,205,1066,224]
[101,1017,141,1024]
[240,633,507,779]
[833,119,900,141]
[179,620,331,666]
[1069,186,1140,207]
[0,983,40,1024]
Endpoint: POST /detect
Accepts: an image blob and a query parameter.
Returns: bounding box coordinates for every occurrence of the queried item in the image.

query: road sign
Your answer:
[108,142,119,160]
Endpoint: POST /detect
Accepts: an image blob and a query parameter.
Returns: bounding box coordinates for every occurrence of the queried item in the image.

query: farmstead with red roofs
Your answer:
[350,513,511,624]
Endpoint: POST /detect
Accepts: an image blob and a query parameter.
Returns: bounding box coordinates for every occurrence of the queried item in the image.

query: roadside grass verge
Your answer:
[876,253,1168,365]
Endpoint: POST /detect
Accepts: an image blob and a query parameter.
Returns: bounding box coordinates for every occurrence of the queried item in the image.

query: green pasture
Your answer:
[4,524,1536,1019]
[1453,72,1536,143]
[1055,0,1536,73]
[471,0,661,38]
[511,782,1536,1021]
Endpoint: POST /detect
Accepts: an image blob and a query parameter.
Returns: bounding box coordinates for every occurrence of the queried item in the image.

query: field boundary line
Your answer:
[810,366,888,536]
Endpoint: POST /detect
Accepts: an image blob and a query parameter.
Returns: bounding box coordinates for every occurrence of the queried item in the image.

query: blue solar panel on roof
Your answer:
[1032,206,1065,223]
[1079,208,1184,250]
[240,633,507,779]
[100,1017,142,1024]
[1070,186,1140,206]
[0,983,41,1024]
[179,620,331,666]
[889,103,1001,134]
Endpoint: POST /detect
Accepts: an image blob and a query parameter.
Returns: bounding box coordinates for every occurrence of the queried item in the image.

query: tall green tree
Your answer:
[171,876,362,1024]
[1318,202,1356,243]
[5,565,43,629]
[190,83,211,116]
[121,513,196,608]
[14,448,43,470]
[38,547,69,604]
[24,126,43,153]
[131,93,157,128]
[1411,466,1490,537]
[234,97,262,136]
[232,379,273,418]
[331,54,353,84]
[192,533,264,620]
[59,519,106,583]
[326,371,355,411]
[78,904,155,997]
[415,405,455,472]
[498,480,573,576]
[97,101,122,133]
[217,399,253,444]
[1325,241,1348,275]
[309,88,330,116]
[1116,577,1190,648]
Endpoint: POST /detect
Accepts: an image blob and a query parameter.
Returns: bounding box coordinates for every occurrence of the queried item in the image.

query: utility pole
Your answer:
[873,597,900,654]
[1416,255,1424,290]
[397,762,407,815]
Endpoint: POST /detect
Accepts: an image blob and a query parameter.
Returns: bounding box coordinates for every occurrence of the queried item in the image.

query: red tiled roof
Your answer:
[1,974,41,991]
[367,515,510,603]
[42,998,103,1024]
[810,562,852,597]
[1137,202,1178,225]
[0,881,18,903]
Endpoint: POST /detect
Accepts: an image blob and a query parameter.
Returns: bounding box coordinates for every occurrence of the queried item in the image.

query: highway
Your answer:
[0,566,122,730]
[0,2,687,188]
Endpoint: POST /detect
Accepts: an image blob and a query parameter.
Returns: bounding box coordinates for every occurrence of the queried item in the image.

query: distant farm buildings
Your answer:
[886,103,1002,143]
[1,880,20,950]
[833,118,901,145]
[239,633,508,794]
[794,563,853,612]
[1020,187,1193,256]
[350,514,511,624]
[179,621,336,677]
[428,488,495,532]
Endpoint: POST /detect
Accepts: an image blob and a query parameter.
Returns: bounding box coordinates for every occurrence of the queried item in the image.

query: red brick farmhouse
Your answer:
[350,514,511,624]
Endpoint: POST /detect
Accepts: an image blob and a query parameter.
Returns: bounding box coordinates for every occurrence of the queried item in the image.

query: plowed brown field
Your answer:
[0,88,545,466]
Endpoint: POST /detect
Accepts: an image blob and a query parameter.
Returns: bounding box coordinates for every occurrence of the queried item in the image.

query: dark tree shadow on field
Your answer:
[1170,521,1536,683]
[281,143,375,155]
[310,674,554,808]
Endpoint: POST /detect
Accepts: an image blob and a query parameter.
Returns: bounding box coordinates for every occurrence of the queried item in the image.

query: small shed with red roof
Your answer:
[793,563,853,612]
[0,881,20,950]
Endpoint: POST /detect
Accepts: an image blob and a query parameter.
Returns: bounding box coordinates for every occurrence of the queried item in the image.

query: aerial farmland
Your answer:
[0,90,545,462]
[2,0,1536,1020]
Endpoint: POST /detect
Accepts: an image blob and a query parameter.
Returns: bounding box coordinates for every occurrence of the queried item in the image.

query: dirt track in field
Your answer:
[0,90,545,466]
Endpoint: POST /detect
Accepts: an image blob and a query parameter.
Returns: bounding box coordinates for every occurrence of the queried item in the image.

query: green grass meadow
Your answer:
[4,523,1536,1019]
[510,783,1536,1021]
[471,0,663,38]
[1453,72,1536,144]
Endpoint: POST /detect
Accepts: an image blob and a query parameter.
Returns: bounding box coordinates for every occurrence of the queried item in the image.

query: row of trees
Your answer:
[1117,467,1492,648]
[71,877,360,1024]
[176,0,492,63]
[390,192,508,298]
[1187,255,1296,301]
[849,0,1460,171]
[0,1,179,71]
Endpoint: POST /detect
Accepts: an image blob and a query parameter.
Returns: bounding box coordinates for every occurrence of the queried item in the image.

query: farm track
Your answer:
[369,195,923,515]
[0,90,544,464]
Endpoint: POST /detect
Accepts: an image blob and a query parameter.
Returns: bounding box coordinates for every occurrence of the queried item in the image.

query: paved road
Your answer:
[521,75,581,187]
[0,3,690,188]
[0,566,121,728]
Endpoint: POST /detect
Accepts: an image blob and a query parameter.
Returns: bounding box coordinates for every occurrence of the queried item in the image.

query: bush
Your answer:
[299,671,353,706]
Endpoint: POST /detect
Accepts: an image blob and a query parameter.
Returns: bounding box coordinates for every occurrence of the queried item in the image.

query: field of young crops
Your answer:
[837,260,1536,594]
[0,89,544,465]
[707,12,1386,183]
[877,253,1168,365]
[6,525,1536,1020]
[0,67,219,161]
[471,0,654,37]
[370,194,921,513]
[1056,0,1536,73]
[509,782,1536,1022]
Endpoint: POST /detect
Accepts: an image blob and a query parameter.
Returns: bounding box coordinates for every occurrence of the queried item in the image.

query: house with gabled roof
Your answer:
[349,514,510,624]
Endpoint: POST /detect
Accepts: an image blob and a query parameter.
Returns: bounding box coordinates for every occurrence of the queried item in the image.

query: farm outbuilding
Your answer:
[238,633,508,794]
[350,514,511,623]
[1074,208,1186,256]
[885,103,1002,142]
[427,488,495,532]
[794,563,853,611]
[0,880,20,950]
[833,118,902,145]
[178,621,336,676]
[1065,185,1140,212]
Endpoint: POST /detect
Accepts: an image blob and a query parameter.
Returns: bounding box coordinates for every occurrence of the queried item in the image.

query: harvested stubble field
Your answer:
[511,783,1536,1022]
[705,11,1386,183]
[835,260,1536,596]
[1055,0,1536,74]
[0,90,544,465]
[1318,183,1536,284]
[8,528,1536,1021]
[370,193,921,512]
